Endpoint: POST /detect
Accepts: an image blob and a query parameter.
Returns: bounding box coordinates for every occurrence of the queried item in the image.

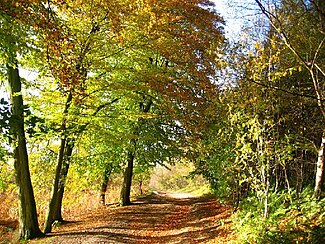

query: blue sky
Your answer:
[212,0,258,41]
[213,0,242,40]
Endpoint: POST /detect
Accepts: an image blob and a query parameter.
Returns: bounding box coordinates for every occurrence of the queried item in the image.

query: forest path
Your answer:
[32,192,234,243]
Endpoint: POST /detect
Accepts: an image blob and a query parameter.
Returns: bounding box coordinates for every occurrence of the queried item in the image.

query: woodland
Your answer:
[0,0,324,243]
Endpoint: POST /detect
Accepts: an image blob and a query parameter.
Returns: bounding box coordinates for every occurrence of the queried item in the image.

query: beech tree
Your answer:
[0,1,44,239]
[40,0,127,232]
[109,0,225,205]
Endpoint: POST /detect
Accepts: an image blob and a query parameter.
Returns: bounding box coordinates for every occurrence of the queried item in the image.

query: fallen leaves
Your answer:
[27,192,236,243]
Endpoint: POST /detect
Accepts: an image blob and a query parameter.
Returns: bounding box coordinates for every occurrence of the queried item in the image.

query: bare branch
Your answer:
[254,0,325,114]
[248,78,325,102]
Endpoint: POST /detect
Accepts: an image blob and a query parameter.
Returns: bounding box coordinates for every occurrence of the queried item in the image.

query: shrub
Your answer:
[233,188,325,243]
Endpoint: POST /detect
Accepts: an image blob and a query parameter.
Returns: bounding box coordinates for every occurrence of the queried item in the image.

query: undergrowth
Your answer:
[232,188,325,244]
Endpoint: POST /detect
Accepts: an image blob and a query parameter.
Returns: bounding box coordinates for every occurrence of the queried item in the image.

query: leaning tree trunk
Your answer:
[44,96,114,231]
[120,150,135,206]
[53,140,74,222]
[51,103,113,217]
[44,135,67,233]
[100,166,112,206]
[313,0,325,198]
[314,130,325,199]
[7,64,43,240]
[44,93,72,233]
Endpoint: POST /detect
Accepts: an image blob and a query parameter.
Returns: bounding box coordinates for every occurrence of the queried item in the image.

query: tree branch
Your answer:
[77,98,120,133]
[248,78,325,102]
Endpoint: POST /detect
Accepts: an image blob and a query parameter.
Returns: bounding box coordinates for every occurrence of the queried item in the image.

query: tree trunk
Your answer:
[120,151,135,206]
[139,180,143,195]
[54,140,74,222]
[7,64,43,240]
[44,95,112,231]
[263,168,270,219]
[100,166,111,206]
[44,93,72,233]
[119,99,152,206]
[314,130,325,199]
[274,163,279,192]
[44,136,66,233]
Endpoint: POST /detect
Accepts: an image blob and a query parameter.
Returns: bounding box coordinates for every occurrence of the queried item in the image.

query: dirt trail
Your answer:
[31,192,234,243]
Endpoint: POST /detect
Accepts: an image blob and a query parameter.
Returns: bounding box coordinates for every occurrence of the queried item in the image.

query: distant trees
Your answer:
[195,0,325,221]
[254,0,325,199]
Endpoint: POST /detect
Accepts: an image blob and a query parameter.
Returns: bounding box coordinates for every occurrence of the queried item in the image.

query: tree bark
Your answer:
[314,130,325,199]
[7,64,43,240]
[120,150,135,206]
[139,180,143,195]
[263,168,270,219]
[44,97,115,232]
[54,140,74,222]
[100,166,111,206]
[44,93,72,233]
[119,99,152,206]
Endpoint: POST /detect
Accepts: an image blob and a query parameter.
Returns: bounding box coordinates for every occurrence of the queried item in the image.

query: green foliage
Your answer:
[150,162,209,193]
[23,106,47,138]
[194,0,323,215]
[0,162,14,192]
[151,164,189,191]
[233,188,325,244]
[28,147,57,218]
[0,97,10,137]
[132,164,152,196]
[1,0,324,242]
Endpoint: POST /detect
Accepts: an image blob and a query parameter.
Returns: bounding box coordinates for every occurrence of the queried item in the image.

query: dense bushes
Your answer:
[232,189,325,243]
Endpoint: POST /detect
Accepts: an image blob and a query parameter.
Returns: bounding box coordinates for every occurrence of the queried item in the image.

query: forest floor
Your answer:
[0,192,235,243]
[21,191,235,243]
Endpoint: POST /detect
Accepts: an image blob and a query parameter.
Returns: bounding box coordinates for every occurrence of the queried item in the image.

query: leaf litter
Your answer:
[27,192,236,243]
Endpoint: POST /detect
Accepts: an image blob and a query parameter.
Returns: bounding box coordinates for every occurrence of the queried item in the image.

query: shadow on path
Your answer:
[34,192,233,243]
